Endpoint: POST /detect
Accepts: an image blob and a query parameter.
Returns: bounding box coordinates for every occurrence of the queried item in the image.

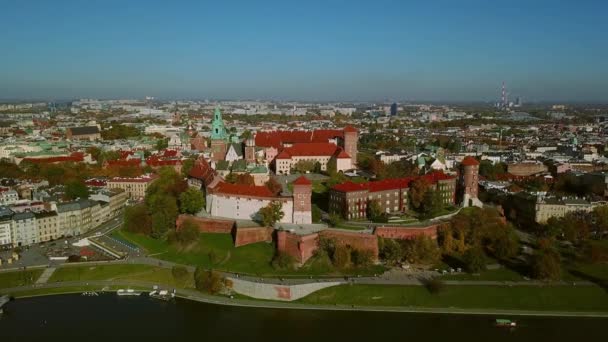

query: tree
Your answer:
[409,178,432,210]
[312,204,322,223]
[171,266,189,284]
[351,249,374,267]
[149,195,179,238]
[240,130,252,140]
[463,247,486,273]
[333,245,351,269]
[328,213,343,227]
[265,178,283,195]
[401,235,441,265]
[123,204,152,234]
[490,229,520,260]
[293,160,316,173]
[169,219,200,247]
[272,253,296,271]
[181,158,195,178]
[156,137,169,151]
[592,205,608,235]
[378,237,403,264]
[366,200,385,222]
[531,250,561,280]
[86,146,102,162]
[258,201,284,226]
[194,267,225,294]
[64,179,90,200]
[179,188,205,214]
[420,189,443,218]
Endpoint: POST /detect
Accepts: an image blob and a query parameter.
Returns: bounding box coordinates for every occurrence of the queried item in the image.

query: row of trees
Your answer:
[317,238,375,269]
[542,206,608,243]
[378,235,441,266]
[438,207,520,272]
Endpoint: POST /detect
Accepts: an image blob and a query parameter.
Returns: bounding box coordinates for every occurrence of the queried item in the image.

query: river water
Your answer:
[0,294,606,341]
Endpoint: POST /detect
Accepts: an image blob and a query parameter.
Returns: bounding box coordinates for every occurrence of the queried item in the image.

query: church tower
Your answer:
[210,107,229,162]
[245,137,256,163]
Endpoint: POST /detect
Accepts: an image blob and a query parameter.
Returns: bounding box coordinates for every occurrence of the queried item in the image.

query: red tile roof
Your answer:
[107,159,141,167]
[276,150,291,159]
[22,152,85,164]
[188,158,217,187]
[146,158,182,167]
[255,128,348,149]
[335,149,351,159]
[293,176,312,186]
[283,143,339,157]
[214,182,275,198]
[332,171,455,193]
[460,156,480,166]
[85,179,107,187]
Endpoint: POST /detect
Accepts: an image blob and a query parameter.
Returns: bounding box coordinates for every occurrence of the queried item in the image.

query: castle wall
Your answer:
[374,224,440,240]
[234,227,274,247]
[320,229,378,260]
[175,215,234,234]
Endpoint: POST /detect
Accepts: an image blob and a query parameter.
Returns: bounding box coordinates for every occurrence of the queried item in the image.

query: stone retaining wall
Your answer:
[228,277,342,301]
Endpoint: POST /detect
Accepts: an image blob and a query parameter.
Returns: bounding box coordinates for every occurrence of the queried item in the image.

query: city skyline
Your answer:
[1,0,607,102]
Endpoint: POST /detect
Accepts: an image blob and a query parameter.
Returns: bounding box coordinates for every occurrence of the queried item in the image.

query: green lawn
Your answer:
[566,262,608,284]
[441,267,526,281]
[299,284,608,312]
[48,264,194,288]
[0,269,43,289]
[114,229,385,277]
[335,223,367,231]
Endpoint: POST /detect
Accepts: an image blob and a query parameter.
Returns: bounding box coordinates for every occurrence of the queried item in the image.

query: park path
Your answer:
[35,267,56,284]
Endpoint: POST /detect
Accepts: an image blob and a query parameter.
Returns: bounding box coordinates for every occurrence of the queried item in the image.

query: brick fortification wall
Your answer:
[320,229,379,260]
[234,227,273,247]
[176,215,235,234]
[277,231,318,264]
[374,224,440,240]
[277,229,380,265]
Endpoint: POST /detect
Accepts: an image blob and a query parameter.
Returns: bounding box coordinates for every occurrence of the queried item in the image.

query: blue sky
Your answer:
[1,0,606,102]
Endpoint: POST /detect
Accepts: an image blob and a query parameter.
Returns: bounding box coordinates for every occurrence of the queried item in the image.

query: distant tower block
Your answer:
[343,126,358,166]
[459,156,482,208]
[245,138,256,163]
[292,176,312,224]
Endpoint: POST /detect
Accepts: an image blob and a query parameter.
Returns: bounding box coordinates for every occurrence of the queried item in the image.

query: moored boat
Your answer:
[495,319,516,327]
[117,289,142,296]
[149,289,176,301]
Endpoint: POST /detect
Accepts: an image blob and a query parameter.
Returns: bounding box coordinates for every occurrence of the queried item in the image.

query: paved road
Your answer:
[1,279,607,318]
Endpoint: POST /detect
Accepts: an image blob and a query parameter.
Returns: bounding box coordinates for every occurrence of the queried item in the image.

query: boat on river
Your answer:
[495,319,516,327]
[149,289,176,301]
[117,289,142,296]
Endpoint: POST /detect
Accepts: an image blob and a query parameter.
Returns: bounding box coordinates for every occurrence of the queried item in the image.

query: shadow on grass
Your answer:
[568,269,608,293]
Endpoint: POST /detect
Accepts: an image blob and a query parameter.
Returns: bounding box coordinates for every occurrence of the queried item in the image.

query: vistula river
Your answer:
[0,294,606,341]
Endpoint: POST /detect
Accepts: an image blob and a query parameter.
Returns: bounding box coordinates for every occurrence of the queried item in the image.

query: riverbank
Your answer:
[3,279,608,318]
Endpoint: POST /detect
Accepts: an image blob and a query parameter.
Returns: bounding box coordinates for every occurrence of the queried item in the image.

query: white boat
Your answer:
[149,289,176,301]
[117,289,142,296]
